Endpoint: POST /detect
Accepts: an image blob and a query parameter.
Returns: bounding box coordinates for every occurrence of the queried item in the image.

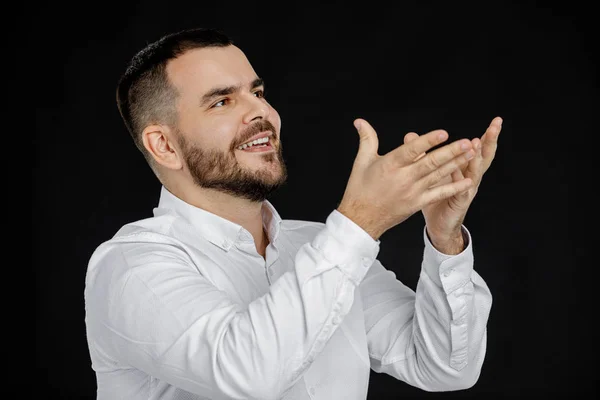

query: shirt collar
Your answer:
[153,185,283,251]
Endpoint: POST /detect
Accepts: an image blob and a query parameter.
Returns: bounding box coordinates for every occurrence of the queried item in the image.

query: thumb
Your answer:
[353,118,379,163]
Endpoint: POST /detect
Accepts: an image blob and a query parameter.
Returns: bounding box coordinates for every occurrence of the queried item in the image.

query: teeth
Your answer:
[238,136,270,150]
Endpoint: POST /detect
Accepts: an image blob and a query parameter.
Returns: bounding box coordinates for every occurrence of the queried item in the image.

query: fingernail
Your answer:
[461,142,470,150]
[465,150,474,160]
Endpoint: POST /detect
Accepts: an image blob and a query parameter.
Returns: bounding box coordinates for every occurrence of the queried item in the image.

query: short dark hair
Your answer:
[116,27,233,167]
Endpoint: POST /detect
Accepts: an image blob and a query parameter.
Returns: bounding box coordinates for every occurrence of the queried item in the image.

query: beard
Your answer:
[176,120,288,203]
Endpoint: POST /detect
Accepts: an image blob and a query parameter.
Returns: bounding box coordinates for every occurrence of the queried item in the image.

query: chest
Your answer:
[188,240,372,397]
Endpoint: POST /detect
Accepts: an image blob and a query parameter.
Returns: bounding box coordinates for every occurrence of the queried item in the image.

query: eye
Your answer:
[253,89,265,98]
[212,98,229,108]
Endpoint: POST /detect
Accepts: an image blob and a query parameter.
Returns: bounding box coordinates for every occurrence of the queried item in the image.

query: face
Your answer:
[166,45,287,202]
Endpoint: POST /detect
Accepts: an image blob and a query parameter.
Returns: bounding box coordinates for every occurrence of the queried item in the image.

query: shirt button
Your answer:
[332,315,341,325]
[361,257,371,267]
[443,268,454,277]
[309,387,316,396]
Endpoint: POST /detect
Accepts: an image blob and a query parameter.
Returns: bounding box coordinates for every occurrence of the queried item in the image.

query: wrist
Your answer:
[336,205,385,241]
[427,227,465,255]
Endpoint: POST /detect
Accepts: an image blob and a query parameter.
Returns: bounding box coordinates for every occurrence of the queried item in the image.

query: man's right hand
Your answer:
[336,118,476,241]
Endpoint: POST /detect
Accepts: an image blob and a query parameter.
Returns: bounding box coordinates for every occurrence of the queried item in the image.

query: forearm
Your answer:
[364,226,492,391]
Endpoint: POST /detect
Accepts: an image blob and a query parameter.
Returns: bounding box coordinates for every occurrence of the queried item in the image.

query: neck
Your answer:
[166,182,269,255]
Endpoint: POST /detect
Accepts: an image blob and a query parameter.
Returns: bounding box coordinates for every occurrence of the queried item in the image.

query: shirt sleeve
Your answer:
[84,209,381,400]
[360,225,493,391]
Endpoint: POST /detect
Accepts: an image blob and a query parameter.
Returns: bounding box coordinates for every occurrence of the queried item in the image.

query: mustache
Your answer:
[236,120,277,148]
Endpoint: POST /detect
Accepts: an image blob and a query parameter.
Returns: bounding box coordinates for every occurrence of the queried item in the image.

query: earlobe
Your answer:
[142,124,183,171]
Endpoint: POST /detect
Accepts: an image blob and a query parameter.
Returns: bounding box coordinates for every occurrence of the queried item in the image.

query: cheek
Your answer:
[178,130,224,156]
[201,120,238,148]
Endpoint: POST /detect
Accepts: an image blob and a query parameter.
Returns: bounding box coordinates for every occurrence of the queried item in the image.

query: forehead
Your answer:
[166,45,258,94]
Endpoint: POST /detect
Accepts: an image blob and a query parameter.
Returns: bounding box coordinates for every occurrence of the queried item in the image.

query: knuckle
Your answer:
[404,145,420,161]
[437,164,451,181]
[427,166,445,185]
[436,188,451,202]
[427,153,441,169]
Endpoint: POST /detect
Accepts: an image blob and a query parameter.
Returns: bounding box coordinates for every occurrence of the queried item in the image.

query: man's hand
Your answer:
[337,119,477,241]
[403,117,503,254]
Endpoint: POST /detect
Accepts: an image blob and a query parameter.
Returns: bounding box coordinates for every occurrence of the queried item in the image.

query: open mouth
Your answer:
[236,137,274,153]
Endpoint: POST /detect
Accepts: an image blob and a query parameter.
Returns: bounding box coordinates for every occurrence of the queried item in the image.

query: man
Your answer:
[84,27,501,400]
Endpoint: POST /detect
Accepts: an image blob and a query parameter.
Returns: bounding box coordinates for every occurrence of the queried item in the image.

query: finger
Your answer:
[481,116,502,169]
[353,118,380,165]
[404,132,426,161]
[420,149,475,188]
[464,137,484,181]
[420,177,473,206]
[452,165,465,180]
[411,138,473,179]
[387,129,450,166]
[471,137,482,152]
[404,132,419,144]
[450,168,471,198]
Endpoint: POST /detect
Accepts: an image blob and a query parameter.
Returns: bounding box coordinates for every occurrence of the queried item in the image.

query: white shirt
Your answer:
[84,185,492,400]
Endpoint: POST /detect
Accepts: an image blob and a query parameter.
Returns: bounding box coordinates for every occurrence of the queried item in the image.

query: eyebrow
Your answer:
[200,77,264,107]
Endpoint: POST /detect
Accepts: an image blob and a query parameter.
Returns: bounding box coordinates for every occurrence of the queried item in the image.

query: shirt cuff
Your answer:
[311,209,381,285]
[421,225,474,294]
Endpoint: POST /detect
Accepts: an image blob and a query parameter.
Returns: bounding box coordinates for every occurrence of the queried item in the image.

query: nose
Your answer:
[242,93,270,124]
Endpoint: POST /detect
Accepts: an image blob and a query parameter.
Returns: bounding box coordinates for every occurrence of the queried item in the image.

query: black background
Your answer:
[34,1,596,398]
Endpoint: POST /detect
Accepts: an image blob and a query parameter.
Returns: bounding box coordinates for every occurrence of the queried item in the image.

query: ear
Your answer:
[142,124,183,171]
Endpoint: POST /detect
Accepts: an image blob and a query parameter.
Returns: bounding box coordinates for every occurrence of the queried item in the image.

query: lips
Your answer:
[239,140,273,152]
[238,131,272,148]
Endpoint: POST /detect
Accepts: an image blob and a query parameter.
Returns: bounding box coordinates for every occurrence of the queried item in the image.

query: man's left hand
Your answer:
[403,117,503,254]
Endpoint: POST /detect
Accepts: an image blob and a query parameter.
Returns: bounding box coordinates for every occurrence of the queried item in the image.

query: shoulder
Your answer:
[94,213,183,250]
[86,213,191,278]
